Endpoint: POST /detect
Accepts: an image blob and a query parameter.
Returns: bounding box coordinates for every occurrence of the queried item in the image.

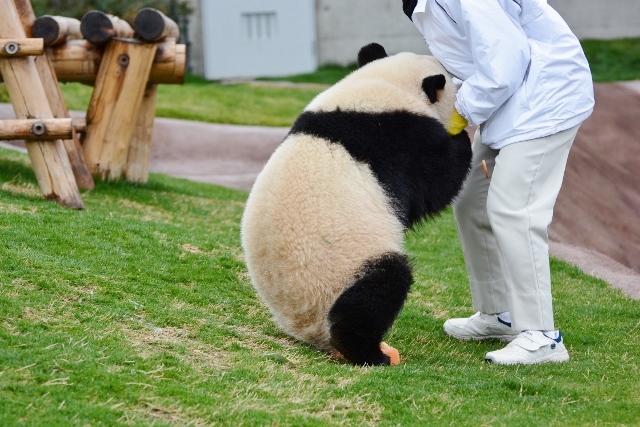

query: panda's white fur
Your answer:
[241,44,471,365]
[243,134,404,348]
[306,51,457,121]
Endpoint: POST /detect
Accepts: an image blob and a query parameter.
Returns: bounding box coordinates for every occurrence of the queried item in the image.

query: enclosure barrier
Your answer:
[0,0,187,207]
[0,0,85,207]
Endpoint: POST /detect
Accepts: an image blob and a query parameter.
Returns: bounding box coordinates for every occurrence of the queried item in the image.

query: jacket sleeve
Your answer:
[454,0,531,126]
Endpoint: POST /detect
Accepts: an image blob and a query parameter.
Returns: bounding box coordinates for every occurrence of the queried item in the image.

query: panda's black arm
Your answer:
[448,130,473,171]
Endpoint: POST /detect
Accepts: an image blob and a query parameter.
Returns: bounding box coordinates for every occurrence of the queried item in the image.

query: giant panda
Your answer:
[241,43,472,366]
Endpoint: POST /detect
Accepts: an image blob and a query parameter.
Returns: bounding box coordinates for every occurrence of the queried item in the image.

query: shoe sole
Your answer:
[444,329,519,342]
[484,350,570,365]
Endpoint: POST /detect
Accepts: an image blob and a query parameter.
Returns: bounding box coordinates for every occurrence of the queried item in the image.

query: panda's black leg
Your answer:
[328,252,412,366]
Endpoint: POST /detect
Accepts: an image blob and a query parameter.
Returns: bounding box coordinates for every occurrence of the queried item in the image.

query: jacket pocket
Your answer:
[521,39,552,110]
[517,62,532,111]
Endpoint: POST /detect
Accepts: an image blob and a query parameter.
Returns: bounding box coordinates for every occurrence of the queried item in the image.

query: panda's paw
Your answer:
[380,342,401,365]
[331,348,344,359]
[329,343,400,366]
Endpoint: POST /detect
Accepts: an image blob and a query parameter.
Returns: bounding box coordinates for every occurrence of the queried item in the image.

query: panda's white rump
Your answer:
[241,134,404,348]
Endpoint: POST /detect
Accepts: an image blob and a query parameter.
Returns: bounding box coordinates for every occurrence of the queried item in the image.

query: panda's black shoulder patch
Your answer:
[288,110,472,229]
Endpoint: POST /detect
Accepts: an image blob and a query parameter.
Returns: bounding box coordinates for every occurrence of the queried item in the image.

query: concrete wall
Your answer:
[315,0,427,66]
[548,0,640,40]
[315,0,640,66]
[190,0,640,76]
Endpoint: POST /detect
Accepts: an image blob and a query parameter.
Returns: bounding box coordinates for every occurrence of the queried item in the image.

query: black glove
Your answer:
[402,0,418,20]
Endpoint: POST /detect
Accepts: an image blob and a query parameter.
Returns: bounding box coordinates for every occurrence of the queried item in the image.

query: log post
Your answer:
[31,15,81,47]
[0,38,43,56]
[133,8,180,42]
[83,38,157,181]
[80,10,134,45]
[33,53,96,189]
[125,84,158,183]
[0,0,83,208]
[14,0,94,190]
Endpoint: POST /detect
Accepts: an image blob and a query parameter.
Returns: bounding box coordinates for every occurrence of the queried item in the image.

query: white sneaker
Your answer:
[443,312,519,342]
[485,330,570,365]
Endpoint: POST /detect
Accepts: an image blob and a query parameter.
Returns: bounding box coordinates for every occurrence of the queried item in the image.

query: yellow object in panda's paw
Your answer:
[380,342,401,365]
[447,109,469,136]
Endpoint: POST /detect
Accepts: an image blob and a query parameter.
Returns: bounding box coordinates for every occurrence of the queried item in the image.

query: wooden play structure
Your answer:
[0,0,186,208]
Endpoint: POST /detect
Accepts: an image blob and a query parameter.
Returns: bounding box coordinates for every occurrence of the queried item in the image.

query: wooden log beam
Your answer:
[14,0,95,190]
[0,38,43,56]
[31,15,81,47]
[0,39,186,85]
[80,10,134,45]
[133,8,179,42]
[72,118,86,134]
[83,39,158,181]
[0,0,83,208]
[0,118,76,140]
[152,40,185,84]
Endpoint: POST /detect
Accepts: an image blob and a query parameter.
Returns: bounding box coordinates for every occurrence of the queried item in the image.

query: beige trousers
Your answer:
[453,125,580,331]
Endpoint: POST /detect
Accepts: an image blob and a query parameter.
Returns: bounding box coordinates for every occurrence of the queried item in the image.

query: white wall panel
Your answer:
[202,0,317,80]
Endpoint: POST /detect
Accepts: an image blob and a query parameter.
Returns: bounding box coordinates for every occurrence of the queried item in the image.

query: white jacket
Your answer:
[410,0,594,149]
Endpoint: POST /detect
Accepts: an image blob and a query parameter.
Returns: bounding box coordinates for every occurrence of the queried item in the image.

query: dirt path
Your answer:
[548,82,640,297]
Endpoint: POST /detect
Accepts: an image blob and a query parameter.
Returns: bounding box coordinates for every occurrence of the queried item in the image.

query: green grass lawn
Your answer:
[1,37,640,426]
[48,74,324,128]
[581,38,640,82]
[1,147,640,426]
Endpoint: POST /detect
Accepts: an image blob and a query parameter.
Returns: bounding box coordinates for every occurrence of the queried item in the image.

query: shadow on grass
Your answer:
[0,154,37,185]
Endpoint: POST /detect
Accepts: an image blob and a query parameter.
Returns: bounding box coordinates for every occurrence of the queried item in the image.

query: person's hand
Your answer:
[447,109,468,135]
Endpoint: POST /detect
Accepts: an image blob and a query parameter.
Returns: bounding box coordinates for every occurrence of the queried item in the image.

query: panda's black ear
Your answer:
[422,74,446,103]
[357,43,388,68]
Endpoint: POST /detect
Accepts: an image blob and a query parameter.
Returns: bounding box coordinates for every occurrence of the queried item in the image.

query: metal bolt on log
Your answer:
[118,53,129,67]
[31,121,46,135]
[4,41,19,54]
[0,38,43,56]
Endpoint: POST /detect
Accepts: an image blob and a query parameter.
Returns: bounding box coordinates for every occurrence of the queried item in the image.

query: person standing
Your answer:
[402,0,594,364]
